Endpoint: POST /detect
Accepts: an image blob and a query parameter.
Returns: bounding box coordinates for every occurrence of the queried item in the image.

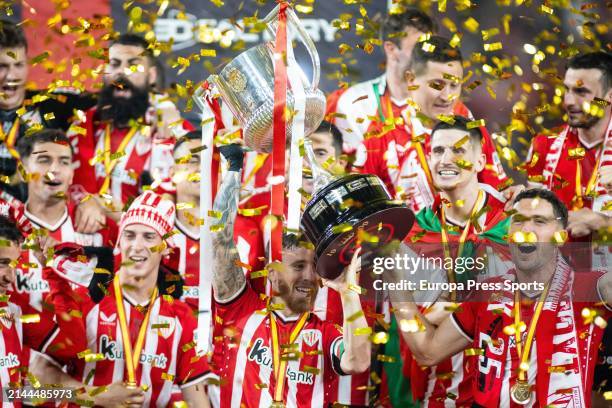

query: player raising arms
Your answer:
[211,143,371,407]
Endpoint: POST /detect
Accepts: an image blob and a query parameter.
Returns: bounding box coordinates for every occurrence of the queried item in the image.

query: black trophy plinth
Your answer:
[301,173,414,279]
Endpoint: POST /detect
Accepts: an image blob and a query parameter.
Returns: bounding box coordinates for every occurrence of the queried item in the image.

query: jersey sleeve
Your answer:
[450,301,478,342]
[41,267,89,357]
[175,302,212,388]
[322,321,345,376]
[214,284,266,320]
[525,134,550,185]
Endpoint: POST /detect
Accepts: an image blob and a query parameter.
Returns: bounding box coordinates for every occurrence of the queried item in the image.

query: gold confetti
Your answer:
[84,353,105,362]
[20,314,40,323]
[376,354,395,363]
[89,386,108,396]
[332,223,353,234]
[161,372,175,381]
[467,119,485,129]
[346,310,364,322]
[303,365,320,375]
[463,17,479,33]
[483,42,503,51]
[371,331,389,344]
[568,147,585,159]
[464,348,484,356]
[455,159,473,170]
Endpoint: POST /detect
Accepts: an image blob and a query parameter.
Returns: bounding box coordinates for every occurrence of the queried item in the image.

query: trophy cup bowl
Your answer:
[208,43,326,153]
[301,173,415,280]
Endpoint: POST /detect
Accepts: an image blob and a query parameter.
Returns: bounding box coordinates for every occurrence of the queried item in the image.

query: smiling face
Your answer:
[429,128,484,193]
[268,246,318,314]
[563,68,611,129]
[509,198,565,274]
[172,138,201,200]
[0,46,27,110]
[0,241,18,295]
[407,60,463,120]
[23,141,73,204]
[118,224,164,285]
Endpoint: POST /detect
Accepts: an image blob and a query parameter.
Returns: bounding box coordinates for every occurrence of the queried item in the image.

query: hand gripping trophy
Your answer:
[194,2,414,280]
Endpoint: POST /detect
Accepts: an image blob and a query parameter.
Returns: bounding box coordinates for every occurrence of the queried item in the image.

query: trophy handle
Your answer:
[263,4,321,91]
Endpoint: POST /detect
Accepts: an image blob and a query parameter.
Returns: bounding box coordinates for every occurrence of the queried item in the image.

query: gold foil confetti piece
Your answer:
[568,147,585,159]
[376,354,395,363]
[348,284,365,295]
[20,314,40,323]
[161,372,175,381]
[250,269,268,279]
[303,366,320,375]
[455,159,473,170]
[464,348,484,356]
[89,386,108,396]
[483,42,503,51]
[371,331,389,344]
[346,310,364,322]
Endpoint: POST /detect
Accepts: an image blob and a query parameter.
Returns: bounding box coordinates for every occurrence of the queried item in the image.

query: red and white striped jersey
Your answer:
[0,296,60,391]
[69,106,193,205]
[44,270,212,408]
[12,203,116,312]
[353,110,507,213]
[331,75,474,152]
[214,285,345,407]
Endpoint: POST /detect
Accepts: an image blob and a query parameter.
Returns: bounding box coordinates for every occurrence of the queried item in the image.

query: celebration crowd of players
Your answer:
[0,7,609,408]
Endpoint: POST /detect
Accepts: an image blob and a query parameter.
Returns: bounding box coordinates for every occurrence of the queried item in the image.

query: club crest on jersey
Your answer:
[301,329,321,347]
[99,312,117,326]
[0,308,13,329]
[152,315,175,339]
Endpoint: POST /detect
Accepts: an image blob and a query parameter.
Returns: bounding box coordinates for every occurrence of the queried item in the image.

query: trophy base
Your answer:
[301,174,414,280]
[315,203,414,279]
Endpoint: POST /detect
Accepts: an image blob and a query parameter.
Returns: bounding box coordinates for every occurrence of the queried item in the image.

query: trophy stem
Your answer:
[303,138,335,192]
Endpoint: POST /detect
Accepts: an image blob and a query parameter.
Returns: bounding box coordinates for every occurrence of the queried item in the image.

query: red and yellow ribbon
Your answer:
[270,311,309,404]
[98,124,138,195]
[113,274,158,387]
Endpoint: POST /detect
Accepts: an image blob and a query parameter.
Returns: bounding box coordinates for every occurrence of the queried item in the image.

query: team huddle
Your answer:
[0,6,609,408]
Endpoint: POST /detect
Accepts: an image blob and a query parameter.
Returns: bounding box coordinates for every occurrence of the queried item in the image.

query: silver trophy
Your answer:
[196,4,326,153]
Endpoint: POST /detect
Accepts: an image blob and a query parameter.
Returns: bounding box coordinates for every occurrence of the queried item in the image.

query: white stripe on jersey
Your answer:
[310,335,325,408]
[0,329,10,406]
[231,312,267,408]
[140,299,161,408]
[84,303,100,385]
[448,353,465,406]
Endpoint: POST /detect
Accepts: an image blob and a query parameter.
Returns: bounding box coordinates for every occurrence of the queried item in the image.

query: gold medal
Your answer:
[510,380,532,405]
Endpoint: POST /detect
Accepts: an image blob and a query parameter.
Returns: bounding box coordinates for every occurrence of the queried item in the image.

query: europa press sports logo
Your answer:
[154,9,338,51]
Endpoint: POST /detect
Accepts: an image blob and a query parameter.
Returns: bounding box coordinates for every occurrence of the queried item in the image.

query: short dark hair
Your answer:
[0,20,27,50]
[314,121,342,157]
[111,33,152,59]
[513,188,569,228]
[173,130,201,155]
[431,116,483,148]
[567,51,612,91]
[0,216,22,244]
[408,35,462,76]
[380,8,435,45]
[16,129,73,160]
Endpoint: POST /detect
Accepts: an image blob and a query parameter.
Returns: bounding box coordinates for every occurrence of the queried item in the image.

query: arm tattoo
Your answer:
[211,170,246,301]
